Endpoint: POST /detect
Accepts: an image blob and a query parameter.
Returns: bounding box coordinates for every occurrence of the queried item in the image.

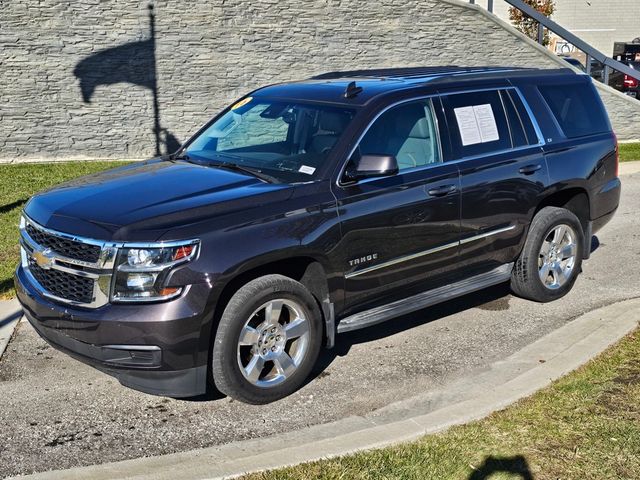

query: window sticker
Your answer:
[454,104,500,146]
[454,106,481,146]
[230,96,253,110]
[473,104,500,143]
[298,165,316,175]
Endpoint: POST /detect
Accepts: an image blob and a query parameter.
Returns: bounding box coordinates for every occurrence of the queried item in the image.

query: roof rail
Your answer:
[311,66,527,81]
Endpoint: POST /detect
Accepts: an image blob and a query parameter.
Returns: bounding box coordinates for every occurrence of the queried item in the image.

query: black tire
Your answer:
[511,206,584,303]
[211,274,323,404]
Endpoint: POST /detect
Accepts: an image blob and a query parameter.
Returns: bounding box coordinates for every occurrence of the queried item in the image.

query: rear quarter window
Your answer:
[538,83,610,138]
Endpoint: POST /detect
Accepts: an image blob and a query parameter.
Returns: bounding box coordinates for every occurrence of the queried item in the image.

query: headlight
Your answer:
[112,240,199,302]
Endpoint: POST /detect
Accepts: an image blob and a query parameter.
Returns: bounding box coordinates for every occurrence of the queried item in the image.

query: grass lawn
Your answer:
[619,142,640,162]
[0,161,129,299]
[245,329,640,479]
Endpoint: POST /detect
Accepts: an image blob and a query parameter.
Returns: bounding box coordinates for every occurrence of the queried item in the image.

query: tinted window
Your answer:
[501,90,539,147]
[443,90,511,158]
[357,100,441,171]
[538,83,610,138]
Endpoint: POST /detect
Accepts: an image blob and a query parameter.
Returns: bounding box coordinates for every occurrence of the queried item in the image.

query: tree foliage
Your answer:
[509,0,556,46]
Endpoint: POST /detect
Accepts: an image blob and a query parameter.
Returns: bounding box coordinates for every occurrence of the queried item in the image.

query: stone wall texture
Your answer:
[1,0,639,162]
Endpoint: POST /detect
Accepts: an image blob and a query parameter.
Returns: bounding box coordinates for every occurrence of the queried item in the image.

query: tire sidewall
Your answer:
[523,208,584,302]
[212,275,323,404]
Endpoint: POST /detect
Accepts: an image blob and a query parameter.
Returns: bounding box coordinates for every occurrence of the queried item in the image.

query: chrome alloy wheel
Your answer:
[538,224,578,290]
[236,299,310,388]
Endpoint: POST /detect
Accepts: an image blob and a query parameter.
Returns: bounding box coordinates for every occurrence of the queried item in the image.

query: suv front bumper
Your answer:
[14,264,212,397]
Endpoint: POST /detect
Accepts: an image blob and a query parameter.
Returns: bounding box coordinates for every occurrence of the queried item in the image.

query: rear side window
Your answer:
[443,90,511,158]
[538,83,610,138]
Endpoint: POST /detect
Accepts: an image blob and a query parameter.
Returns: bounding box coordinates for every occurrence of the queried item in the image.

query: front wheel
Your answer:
[511,206,584,302]
[211,274,323,404]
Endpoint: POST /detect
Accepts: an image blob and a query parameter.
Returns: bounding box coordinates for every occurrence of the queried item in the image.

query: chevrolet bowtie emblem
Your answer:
[33,248,55,270]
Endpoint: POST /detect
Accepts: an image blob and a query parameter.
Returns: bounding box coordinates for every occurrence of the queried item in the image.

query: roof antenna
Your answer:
[344,81,363,99]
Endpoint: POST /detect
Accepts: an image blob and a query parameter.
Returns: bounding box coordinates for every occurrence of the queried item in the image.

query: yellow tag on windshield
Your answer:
[231,97,253,110]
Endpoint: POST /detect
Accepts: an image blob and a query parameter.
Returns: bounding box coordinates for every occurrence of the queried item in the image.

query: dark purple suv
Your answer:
[15,66,621,404]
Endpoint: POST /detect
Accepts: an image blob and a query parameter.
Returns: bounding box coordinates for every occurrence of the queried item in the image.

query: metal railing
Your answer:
[469,0,640,85]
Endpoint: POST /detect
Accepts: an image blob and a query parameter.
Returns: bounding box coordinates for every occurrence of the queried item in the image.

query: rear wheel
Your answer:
[211,274,322,404]
[511,206,584,302]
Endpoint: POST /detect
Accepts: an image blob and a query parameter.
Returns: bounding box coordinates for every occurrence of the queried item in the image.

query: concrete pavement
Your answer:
[620,160,640,176]
[10,298,640,480]
[1,165,639,479]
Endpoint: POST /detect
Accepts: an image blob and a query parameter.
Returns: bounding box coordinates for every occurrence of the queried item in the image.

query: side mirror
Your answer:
[344,154,399,182]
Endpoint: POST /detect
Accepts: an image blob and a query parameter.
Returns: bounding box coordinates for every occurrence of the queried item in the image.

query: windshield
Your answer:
[184,98,355,183]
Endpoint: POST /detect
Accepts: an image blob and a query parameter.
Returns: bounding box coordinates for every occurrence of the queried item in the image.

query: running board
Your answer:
[337,263,514,334]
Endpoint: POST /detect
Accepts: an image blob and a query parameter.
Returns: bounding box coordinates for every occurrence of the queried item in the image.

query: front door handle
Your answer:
[519,164,542,175]
[427,184,457,197]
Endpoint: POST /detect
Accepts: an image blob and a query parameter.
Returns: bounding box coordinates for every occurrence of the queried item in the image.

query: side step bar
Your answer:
[336,263,514,334]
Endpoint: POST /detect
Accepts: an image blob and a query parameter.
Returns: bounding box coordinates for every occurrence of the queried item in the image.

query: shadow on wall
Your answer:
[72,4,181,156]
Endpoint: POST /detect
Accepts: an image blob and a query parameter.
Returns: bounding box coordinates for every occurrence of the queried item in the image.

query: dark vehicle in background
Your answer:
[561,56,585,71]
[560,55,604,83]
[610,42,640,98]
[15,66,621,404]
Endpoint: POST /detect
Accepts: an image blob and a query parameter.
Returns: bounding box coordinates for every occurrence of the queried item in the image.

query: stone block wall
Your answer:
[1,0,638,162]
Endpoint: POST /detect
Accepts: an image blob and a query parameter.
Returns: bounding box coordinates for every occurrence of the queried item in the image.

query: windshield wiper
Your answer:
[212,162,278,184]
[170,152,190,161]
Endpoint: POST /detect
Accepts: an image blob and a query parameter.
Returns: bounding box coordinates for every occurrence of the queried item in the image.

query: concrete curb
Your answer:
[0,299,22,362]
[12,297,640,480]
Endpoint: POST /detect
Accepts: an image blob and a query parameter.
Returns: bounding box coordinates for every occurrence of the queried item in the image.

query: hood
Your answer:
[24,160,294,241]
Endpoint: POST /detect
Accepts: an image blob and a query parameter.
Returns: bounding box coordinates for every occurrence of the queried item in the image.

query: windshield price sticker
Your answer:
[454,104,500,146]
[299,165,316,175]
[231,97,253,110]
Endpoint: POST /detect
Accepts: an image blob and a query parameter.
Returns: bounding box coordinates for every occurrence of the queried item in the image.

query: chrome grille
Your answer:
[28,259,94,304]
[20,216,116,308]
[25,223,101,263]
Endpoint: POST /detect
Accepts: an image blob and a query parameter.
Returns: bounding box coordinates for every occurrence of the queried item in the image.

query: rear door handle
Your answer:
[427,184,457,197]
[519,164,542,175]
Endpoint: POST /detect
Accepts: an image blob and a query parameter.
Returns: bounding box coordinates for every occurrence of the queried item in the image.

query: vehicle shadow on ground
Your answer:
[468,455,534,479]
[0,198,27,214]
[187,282,514,403]
[312,282,514,381]
[194,235,601,402]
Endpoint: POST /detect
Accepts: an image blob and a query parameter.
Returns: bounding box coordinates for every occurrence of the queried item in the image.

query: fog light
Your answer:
[126,272,157,290]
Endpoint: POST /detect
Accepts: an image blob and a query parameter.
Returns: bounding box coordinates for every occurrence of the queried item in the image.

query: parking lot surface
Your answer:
[1,172,639,479]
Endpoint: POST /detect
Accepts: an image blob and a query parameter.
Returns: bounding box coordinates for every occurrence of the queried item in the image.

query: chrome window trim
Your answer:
[20,214,198,308]
[345,225,516,279]
[512,88,546,146]
[337,96,444,188]
[335,87,546,188]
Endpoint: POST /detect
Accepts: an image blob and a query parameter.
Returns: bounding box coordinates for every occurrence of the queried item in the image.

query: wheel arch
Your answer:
[533,186,591,257]
[209,255,335,354]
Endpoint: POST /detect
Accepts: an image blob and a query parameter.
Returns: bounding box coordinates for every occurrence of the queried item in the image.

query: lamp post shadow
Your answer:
[73,4,180,156]
[469,455,534,480]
